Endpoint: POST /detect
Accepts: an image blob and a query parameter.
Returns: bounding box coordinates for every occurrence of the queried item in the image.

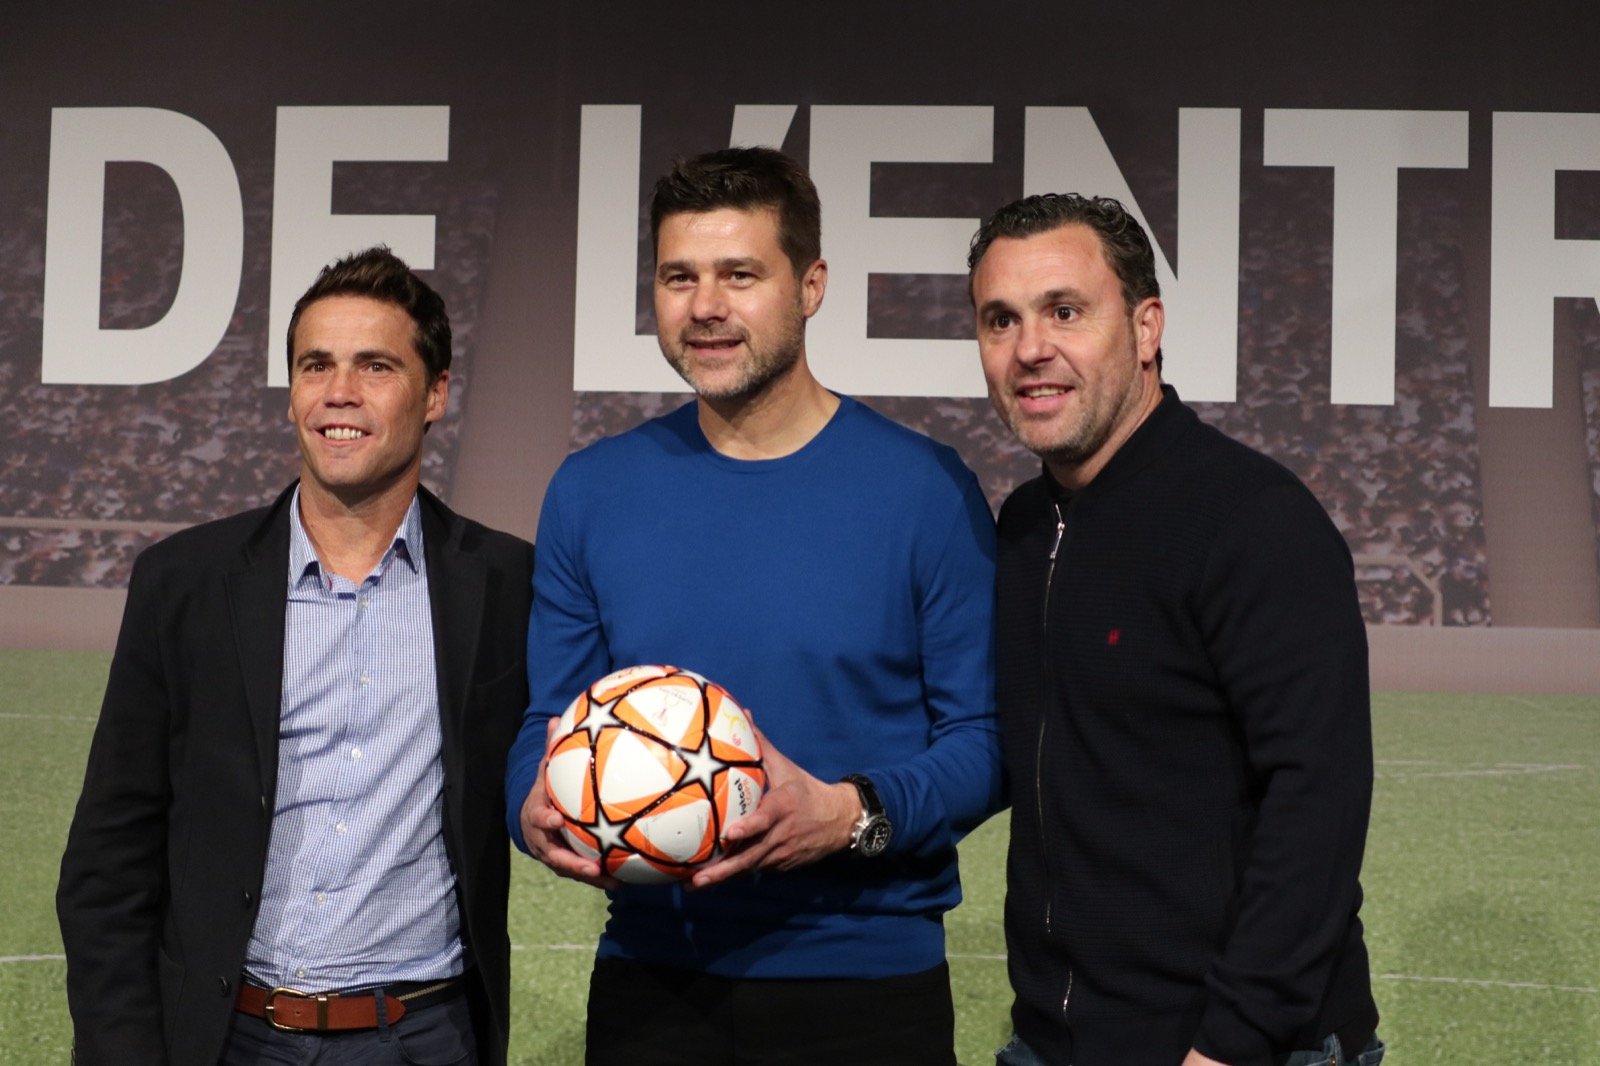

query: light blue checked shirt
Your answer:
[244,489,463,990]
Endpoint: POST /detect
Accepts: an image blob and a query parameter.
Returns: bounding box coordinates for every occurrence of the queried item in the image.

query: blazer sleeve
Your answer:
[56,549,175,1065]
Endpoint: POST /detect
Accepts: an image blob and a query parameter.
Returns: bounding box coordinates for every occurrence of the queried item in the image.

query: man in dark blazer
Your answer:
[57,247,533,1066]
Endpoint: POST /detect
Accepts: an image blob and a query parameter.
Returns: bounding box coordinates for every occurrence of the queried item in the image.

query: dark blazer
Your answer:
[57,484,533,1066]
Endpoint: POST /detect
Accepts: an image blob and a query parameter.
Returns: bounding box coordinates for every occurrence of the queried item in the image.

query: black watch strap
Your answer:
[844,773,892,857]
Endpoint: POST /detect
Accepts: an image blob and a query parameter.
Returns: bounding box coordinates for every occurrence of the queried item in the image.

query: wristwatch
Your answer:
[844,773,892,858]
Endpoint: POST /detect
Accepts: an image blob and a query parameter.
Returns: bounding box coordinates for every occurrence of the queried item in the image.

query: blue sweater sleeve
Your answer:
[861,469,1004,859]
[504,464,611,852]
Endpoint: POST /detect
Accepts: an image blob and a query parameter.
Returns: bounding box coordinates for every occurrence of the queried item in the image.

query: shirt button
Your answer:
[359,672,369,686]
[315,892,326,906]
[296,968,306,979]
[335,821,348,834]
[351,747,362,761]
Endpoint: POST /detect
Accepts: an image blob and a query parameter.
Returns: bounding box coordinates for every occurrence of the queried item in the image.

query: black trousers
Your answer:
[585,956,958,1066]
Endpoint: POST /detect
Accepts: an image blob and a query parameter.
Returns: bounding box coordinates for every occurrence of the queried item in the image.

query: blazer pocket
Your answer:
[465,664,528,795]
[471,657,526,695]
[157,943,186,1035]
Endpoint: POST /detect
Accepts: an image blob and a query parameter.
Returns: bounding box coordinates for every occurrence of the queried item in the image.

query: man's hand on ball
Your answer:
[520,717,619,890]
[689,727,859,889]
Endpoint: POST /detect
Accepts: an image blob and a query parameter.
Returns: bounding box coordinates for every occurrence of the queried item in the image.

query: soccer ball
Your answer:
[544,664,767,884]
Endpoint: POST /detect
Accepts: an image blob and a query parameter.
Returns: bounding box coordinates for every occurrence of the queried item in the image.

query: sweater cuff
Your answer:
[863,768,904,855]
[1194,1000,1276,1066]
[861,763,946,859]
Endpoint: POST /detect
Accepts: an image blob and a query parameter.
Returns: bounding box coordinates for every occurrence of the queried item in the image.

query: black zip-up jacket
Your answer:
[996,387,1378,1066]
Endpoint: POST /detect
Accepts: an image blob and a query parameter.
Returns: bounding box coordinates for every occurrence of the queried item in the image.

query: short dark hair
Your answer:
[649,147,822,276]
[969,193,1162,370]
[968,193,1160,312]
[286,246,451,382]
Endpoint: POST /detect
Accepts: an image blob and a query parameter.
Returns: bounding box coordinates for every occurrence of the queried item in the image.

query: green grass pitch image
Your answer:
[4,648,1597,1063]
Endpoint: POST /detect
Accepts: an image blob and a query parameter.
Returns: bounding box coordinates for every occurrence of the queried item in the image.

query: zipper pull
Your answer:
[1048,503,1065,561]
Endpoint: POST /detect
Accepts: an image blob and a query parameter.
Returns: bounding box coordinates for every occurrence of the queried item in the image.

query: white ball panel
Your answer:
[560,827,600,860]
[720,768,764,832]
[611,853,681,885]
[633,797,713,864]
[597,731,679,806]
[545,745,593,818]
[617,680,703,746]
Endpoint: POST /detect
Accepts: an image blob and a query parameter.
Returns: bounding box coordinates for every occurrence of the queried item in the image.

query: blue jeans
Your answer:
[994,1031,1386,1066]
[992,1033,1051,1066]
[1283,1032,1386,1066]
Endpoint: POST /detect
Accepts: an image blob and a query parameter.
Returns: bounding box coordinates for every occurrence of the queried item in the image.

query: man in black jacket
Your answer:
[968,194,1382,1066]
[57,248,532,1065]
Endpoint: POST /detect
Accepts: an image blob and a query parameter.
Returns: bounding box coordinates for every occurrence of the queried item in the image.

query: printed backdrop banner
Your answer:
[4,2,1600,633]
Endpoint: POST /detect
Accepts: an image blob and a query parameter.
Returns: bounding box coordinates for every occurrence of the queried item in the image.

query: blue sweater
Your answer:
[506,396,1001,978]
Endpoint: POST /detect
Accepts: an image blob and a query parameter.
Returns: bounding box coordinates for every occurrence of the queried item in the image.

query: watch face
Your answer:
[857,816,893,857]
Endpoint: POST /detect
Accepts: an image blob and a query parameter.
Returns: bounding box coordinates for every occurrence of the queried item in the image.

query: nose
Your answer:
[688,281,727,323]
[1014,315,1055,368]
[322,365,362,406]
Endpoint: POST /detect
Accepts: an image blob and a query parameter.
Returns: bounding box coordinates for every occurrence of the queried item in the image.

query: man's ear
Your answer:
[799,258,828,319]
[425,369,451,425]
[1132,297,1164,369]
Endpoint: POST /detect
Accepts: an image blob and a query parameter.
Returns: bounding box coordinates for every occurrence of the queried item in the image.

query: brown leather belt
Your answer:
[235,976,462,1032]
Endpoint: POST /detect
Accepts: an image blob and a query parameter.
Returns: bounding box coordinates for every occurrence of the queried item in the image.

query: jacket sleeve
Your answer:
[55,550,174,1065]
[860,470,1004,859]
[1192,483,1374,1065]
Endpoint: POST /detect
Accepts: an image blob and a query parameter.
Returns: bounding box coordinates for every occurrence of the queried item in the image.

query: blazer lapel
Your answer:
[226,486,295,802]
[421,491,487,791]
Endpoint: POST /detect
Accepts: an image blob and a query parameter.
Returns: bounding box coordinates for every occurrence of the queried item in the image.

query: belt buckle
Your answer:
[263,986,330,1032]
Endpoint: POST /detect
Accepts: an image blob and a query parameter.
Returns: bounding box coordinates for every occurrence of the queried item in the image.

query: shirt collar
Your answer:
[287,485,424,589]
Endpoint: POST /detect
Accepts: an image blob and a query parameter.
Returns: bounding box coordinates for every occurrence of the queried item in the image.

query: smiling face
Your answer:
[653,207,825,404]
[286,294,448,509]
[972,222,1164,490]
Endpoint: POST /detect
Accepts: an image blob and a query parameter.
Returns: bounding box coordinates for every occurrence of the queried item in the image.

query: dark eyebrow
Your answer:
[976,285,1096,320]
[656,256,767,277]
[292,348,403,366]
[1037,287,1089,309]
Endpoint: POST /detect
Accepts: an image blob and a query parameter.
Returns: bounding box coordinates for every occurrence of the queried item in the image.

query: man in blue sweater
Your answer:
[506,147,1002,1065]
[969,194,1382,1066]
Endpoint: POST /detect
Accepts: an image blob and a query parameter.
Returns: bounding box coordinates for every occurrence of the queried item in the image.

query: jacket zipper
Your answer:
[1036,501,1072,1019]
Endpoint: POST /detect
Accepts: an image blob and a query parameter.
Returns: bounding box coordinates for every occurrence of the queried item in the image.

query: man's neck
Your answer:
[297,477,418,583]
[1046,375,1165,492]
[697,356,840,460]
